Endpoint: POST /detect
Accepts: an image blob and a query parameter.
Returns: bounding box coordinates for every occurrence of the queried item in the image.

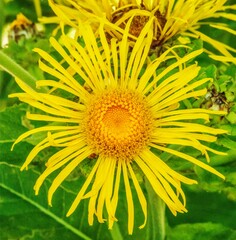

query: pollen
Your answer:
[84,89,153,161]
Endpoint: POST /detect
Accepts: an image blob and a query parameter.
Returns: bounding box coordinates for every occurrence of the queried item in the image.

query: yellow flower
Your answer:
[43,0,236,62]
[11,21,226,234]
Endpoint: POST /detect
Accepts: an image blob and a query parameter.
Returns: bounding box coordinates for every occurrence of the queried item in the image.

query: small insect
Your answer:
[88,153,98,159]
[204,86,230,112]
[8,13,37,42]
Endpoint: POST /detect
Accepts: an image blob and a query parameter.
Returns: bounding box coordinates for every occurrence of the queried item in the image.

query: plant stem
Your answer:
[109,221,123,240]
[0,0,5,48]
[145,178,166,240]
[34,0,42,18]
[0,50,46,92]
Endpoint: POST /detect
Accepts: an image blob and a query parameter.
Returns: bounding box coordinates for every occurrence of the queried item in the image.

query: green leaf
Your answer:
[221,124,236,136]
[0,162,123,240]
[167,186,236,231]
[0,162,91,240]
[167,222,236,240]
[0,104,28,143]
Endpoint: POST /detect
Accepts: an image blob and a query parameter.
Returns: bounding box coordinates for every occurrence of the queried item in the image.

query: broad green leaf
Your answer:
[167,185,236,229]
[167,222,236,240]
[0,162,119,240]
[0,104,28,142]
[221,124,236,136]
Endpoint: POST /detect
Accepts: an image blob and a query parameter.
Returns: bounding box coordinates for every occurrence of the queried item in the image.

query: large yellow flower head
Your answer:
[44,0,236,63]
[11,20,227,234]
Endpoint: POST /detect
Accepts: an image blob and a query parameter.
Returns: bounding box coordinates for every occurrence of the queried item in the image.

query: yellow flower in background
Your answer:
[43,0,236,62]
[11,21,227,234]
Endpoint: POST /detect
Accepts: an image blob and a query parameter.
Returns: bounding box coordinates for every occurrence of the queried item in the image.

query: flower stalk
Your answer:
[146,178,166,240]
[0,50,46,92]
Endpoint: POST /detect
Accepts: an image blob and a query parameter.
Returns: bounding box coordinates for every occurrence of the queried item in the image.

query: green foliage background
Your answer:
[0,0,236,239]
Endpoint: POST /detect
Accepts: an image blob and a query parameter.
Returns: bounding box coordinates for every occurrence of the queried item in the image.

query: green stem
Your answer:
[0,0,5,48]
[109,221,123,240]
[0,50,46,92]
[145,179,166,240]
[33,0,42,18]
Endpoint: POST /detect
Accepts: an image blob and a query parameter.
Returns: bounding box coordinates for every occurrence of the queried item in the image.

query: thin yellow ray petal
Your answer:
[126,18,154,88]
[48,147,92,206]
[157,113,210,123]
[34,47,89,99]
[119,17,134,88]
[96,159,113,223]
[82,158,112,199]
[46,134,82,147]
[143,154,187,206]
[21,139,49,170]
[48,0,79,28]
[12,93,64,117]
[67,157,102,216]
[139,151,186,209]
[46,140,84,168]
[96,158,117,225]
[147,65,201,104]
[135,156,184,212]
[142,49,203,94]
[152,89,207,113]
[151,137,208,155]
[190,29,236,56]
[12,94,80,118]
[151,144,225,179]
[36,80,82,99]
[62,34,107,91]
[153,170,184,209]
[204,145,227,156]
[127,162,147,229]
[141,150,197,185]
[127,39,148,90]
[12,126,78,149]
[166,0,176,18]
[213,13,236,21]
[111,160,122,214]
[222,4,236,10]
[39,94,85,112]
[111,38,119,85]
[156,122,227,135]
[34,144,86,194]
[88,191,97,226]
[98,24,116,88]
[53,36,102,92]
[154,108,227,119]
[105,160,118,229]
[137,46,189,93]
[37,59,76,87]
[22,130,83,171]
[12,77,39,100]
[210,24,236,35]
[26,113,82,123]
[152,131,217,143]
[80,25,108,87]
[66,0,103,17]
[122,161,134,235]
[209,55,236,64]
[153,77,211,109]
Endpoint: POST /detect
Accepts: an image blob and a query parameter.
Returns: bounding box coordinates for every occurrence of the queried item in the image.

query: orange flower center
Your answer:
[84,90,153,160]
[111,6,166,46]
